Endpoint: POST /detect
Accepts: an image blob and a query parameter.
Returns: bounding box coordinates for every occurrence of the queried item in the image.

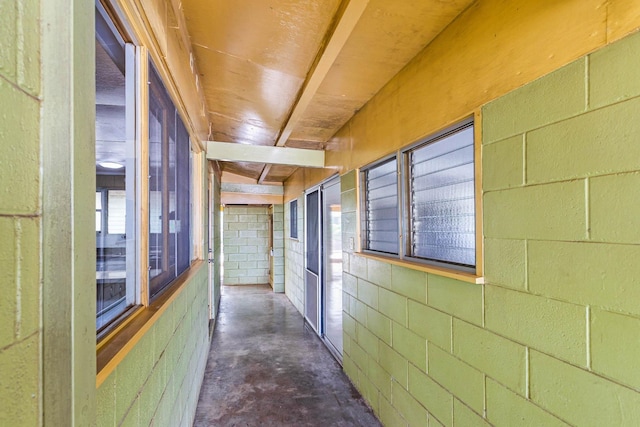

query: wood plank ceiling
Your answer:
[181,0,474,183]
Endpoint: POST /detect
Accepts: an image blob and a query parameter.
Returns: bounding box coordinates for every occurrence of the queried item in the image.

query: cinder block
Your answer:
[428,345,484,414]
[96,369,116,427]
[408,300,451,351]
[238,214,257,222]
[341,188,357,213]
[356,323,379,360]
[427,275,482,326]
[350,254,367,279]
[453,399,490,427]
[379,341,408,389]
[350,340,368,371]
[483,134,524,190]
[238,230,257,238]
[341,170,357,193]
[408,364,453,427]
[343,313,356,338]
[392,322,426,372]
[379,395,408,427]
[357,278,378,309]
[357,371,379,414]
[368,358,391,399]
[590,31,640,108]
[530,350,640,426]
[591,172,640,244]
[486,378,566,427]
[0,334,40,426]
[391,381,429,427]
[341,211,357,235]
[527,98,640,184]
[484,238,526,290]
[391,264,427,303]
[366,307,392,344]
[0,218,16,348]
[379,288,407,326]
[483,180,586,240]
[119,396,139,427]
[0,0,16,83]
[367,258,391,289]
[485,285,586,366]
[0,79,40,215]
[591,308,640,390]
[453,319,526,395]
[528,240,640,317]
[343,272,357,296]
[483,58,586,144]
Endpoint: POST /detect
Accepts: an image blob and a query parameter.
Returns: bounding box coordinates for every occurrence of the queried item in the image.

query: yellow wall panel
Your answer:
[329,0,619,171]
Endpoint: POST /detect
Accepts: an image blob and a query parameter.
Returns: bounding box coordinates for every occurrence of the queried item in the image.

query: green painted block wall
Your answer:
[270,204,285,292]
[284,197,304,312]
[96,265,210,426]
[335,31,640,426]
[0,0,42,425]
[223,206,270,285]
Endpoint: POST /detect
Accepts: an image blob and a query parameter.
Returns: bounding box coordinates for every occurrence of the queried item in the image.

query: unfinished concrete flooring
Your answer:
[194,285,380,426]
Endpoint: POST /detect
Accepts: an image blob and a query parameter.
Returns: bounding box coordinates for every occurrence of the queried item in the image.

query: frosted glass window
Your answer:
[408,123,475,267]
[363,158,399,255]
[290,200,298,238]
[107,190,126,234]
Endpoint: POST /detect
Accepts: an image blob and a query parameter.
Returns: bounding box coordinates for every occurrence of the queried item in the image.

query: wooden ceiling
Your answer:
[182,0,474,183]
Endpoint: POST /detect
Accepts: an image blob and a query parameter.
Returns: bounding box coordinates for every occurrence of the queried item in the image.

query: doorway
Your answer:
[304,176,343,361]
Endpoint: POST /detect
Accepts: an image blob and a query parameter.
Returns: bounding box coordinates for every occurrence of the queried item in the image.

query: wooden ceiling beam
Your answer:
[207,141,324,168]
[258,0,370,182]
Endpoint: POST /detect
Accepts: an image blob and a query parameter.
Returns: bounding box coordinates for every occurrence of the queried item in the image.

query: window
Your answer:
[95,3,136,330]
[406,121,475,268]
[95,1,193,334]
[361,157,399,255]
[360,120,476,273]
[148,63,191,298]
[290,199,298,239]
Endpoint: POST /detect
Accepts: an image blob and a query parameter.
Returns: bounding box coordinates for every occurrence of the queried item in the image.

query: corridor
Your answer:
[194,285,380,426]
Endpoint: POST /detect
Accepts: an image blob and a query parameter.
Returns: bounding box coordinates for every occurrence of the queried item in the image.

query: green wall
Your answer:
[284,197,305,313]
[0,1,43,424]
[271,204,285,292]
[96,265,210,426]
[339,31,640,426]
[223,206,271,285]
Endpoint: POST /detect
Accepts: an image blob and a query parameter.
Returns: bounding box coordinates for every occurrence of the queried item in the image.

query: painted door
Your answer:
[305,188,321,332]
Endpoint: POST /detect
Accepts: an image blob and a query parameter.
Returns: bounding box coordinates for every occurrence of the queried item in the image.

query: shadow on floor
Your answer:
[194,284,380,426]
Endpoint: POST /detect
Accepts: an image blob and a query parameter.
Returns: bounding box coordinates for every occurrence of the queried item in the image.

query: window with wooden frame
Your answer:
[95,1,193,335]
[360,119,478,276]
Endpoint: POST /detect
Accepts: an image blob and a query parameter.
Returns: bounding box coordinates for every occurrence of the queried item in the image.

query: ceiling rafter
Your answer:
[257,0,370,183]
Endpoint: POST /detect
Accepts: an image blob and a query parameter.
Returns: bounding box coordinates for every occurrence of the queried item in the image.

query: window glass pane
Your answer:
[148,63,191,298]
[409,124,475,267]
[95,5,135,330]
[107,190,126,234]
[364,158,399,255]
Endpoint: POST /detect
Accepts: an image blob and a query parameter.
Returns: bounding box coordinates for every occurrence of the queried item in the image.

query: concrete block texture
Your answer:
[223,206,270,285]
[483,58,586,144]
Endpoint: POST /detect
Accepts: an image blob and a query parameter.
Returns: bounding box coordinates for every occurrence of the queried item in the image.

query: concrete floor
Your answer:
[194,285,381,427]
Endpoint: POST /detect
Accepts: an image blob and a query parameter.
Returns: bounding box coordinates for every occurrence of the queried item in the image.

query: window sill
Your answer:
[96,260,205,387]
[357,252,484,285]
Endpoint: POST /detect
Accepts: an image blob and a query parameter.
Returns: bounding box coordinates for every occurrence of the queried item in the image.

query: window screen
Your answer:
[363,158,399,255]
[408,123,475,267]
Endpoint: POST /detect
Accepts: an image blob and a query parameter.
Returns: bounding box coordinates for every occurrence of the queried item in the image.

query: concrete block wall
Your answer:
[341,31,640,426]
[271,204,285,292]
[0,0,42,424]
[284,197,304,313]
[223,206,270,285]
[96,265,210,426]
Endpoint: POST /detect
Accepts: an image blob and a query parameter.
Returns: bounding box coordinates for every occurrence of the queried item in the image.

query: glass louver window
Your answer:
[408,123,475,267]
[363,158,399,255]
